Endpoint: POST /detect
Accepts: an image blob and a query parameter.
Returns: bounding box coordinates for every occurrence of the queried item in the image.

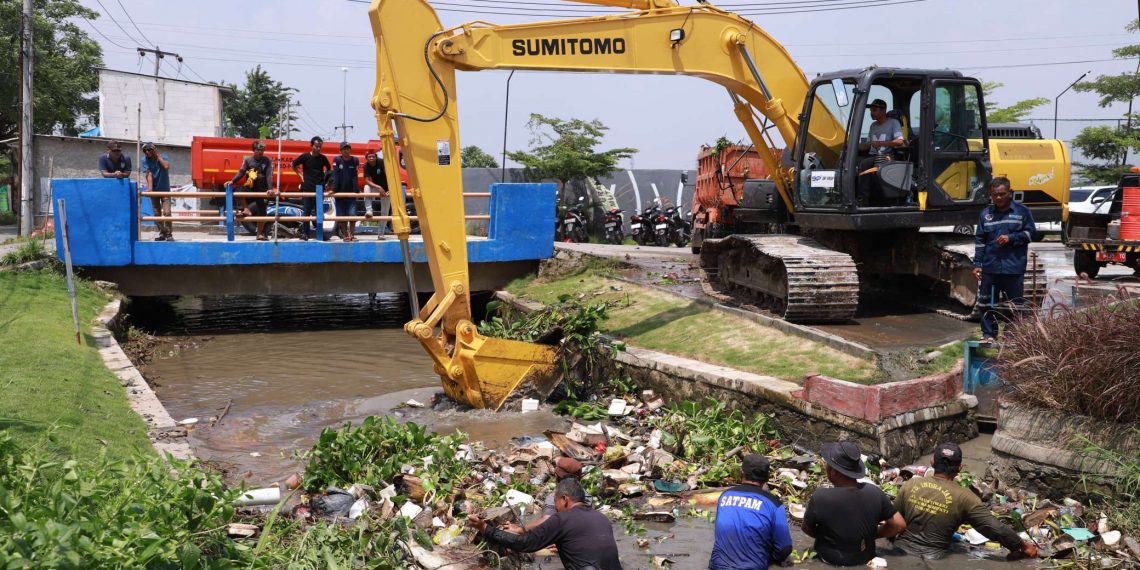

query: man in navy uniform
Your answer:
[973,176,1036,342]
[708,454,793,569]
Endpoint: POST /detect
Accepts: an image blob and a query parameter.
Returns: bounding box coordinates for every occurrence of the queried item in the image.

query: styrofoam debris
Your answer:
[521,398,539,413]
[399,502,423,520]
[607,399,628,416]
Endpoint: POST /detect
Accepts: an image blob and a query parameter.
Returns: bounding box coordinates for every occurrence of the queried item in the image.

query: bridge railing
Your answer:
[139,184,491,241]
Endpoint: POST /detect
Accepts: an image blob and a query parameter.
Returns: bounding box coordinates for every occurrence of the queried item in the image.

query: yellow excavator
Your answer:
[367,0,1069,409]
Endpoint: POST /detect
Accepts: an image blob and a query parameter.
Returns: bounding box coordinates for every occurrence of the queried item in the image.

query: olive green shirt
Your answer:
[893,476,1022,559]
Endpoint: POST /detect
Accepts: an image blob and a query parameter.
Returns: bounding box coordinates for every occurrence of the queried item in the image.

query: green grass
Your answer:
[0,271,152,461]
[508,272,879,383]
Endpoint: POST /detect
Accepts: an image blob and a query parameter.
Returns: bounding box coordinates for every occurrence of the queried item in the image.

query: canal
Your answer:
[127,293,1034,569]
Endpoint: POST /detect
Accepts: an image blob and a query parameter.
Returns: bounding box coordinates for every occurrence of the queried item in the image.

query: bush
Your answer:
[650,397,780,484]
[997,295,1140,423]
[299,417,471,507]
[0,433,245,568]
[1,238,49,266]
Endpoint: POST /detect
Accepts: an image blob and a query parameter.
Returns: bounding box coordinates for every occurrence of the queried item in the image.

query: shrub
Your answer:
[997,294,1140,423]
[0,433,244,568]
[1,238,49,266]
[299,417,471,507]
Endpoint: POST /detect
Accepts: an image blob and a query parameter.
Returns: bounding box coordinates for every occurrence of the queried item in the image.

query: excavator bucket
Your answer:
[445,335,561,411]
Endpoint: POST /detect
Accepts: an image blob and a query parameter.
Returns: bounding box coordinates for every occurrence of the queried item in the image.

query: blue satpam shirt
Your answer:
[709,483,793,569]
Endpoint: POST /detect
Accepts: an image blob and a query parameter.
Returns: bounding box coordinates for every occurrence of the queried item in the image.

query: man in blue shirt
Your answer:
[331,142,360,242]
[98,140,132,179]
[709,454,793,569]
[973,176,1036,341]
[140,142,173,241]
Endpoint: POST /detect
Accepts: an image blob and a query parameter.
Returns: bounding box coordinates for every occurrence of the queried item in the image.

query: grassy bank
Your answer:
[0,270,152,460]
[507,270,880,383]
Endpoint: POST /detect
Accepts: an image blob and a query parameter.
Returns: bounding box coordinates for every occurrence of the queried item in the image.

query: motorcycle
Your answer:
[653,210,670,247]
[604,207,625,244]
[663,205,691,248]
[560,196,589,243]
[634,201,662,246]
[240,199,306,238]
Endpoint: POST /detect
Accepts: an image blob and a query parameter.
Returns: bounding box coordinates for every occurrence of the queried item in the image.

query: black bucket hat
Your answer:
[821,441,866,480]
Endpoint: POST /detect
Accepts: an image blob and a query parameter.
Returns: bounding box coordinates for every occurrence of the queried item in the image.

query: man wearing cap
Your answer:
[708,454,793,570]
[291,136,331,241]
[231,140,276,241]
[856,99,905,205]
[469,478,623,570]
[893,442,1038,561]
[519,457,591,532]
[99,140,132,179]
[331,142,361,242]
[802,442,907,566]
[140,142,174,241]
[362,149,391,237]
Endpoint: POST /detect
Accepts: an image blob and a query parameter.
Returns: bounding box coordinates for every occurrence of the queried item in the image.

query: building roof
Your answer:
[97,68,235,95]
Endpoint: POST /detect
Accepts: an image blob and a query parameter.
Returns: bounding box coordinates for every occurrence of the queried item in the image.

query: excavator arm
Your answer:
[368,0,845,409]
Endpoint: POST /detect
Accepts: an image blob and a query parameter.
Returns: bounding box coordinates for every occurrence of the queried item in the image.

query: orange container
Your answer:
[693,144,781,226]
[190,136,407,191]
[1121,187,1140,241]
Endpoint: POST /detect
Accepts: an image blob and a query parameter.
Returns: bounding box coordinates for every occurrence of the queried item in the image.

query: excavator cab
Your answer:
[792,68,993,231]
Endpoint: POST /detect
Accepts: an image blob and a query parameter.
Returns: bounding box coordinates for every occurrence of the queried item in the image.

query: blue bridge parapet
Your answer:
[52,179,556,296]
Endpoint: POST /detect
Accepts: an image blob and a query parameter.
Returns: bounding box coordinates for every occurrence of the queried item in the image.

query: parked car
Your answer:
[1068,185,1117,215]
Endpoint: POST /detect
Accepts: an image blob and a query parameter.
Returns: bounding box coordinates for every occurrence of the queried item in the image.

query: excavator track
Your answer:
[699,235,860,322]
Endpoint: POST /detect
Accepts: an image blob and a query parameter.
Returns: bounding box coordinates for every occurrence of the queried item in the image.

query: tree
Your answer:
[223,66,297,138]
[507,114,636,200]
[0,0,104,140]
[460,145,499,168]
[1070,19,1140,183]
[981,81,1049,124]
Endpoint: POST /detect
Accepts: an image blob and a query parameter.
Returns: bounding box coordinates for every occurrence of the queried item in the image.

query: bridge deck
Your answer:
[52,179,556,295]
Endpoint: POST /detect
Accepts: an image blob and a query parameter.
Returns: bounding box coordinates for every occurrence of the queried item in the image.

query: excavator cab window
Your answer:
[928,81,990,202]
[796,79,855,208]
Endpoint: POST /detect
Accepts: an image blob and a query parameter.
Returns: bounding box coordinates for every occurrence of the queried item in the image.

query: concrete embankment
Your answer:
[495,290,977,464]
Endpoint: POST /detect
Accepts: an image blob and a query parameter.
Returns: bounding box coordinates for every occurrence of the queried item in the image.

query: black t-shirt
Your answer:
[291,152,331,190]
[803,483,897,566]
[363,159,389,191]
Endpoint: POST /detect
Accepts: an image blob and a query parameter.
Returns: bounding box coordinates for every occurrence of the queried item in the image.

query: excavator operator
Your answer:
[857,99,906,205]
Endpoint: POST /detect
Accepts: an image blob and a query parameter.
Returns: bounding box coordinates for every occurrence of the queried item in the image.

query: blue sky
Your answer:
[80,0,1139,168]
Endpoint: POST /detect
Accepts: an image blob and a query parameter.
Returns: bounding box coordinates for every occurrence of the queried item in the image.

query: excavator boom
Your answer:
[369,0,851,408]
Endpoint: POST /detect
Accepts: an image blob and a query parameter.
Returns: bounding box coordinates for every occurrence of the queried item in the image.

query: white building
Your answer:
[98,68,232,146]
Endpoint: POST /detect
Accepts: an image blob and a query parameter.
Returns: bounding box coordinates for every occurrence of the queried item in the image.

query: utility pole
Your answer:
[19,0,34,236]
[336,67,353,142]
[136,46,182,77]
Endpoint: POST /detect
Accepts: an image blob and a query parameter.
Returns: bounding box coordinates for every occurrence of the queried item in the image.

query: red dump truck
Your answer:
[689,144,783,253]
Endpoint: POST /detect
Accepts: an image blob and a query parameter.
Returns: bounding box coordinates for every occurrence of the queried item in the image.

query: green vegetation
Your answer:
[980,81,1049,123]
[0,271,151,460]
[1071,19,1140,183]
[0,211,16,226]
[506,271,879,383]
[223,65,297,139]
[507,113,637,200]
[651,398,779,484]
[1,237,53,266]
[460,145,499,168]
[0,0,103,139]
[299,416,471,507]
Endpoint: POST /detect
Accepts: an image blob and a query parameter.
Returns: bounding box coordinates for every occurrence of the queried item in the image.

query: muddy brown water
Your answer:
[130,294,1033,570]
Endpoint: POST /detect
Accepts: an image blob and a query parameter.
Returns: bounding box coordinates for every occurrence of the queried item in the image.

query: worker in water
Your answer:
[802,442,907,566]
[362,149,390,237]
[292,136,331,241]
[99,140,132,179]
[857,99,905,204]
[140,142,173,241]
[892,442,1039,561]
[708,454,793,570]
[520,457,592,532]
[231,140,276,241]
[469,478,623,570]
[331,142,360,242]
[972,176,1036,342]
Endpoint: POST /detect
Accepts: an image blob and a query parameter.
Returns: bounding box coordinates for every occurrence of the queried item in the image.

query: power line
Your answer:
[345,0,932,16]
[961,57,1121,71]
[115,0,156,47]
[794,41,1128,59]
[93,0,144,45]
[80,16,131,50]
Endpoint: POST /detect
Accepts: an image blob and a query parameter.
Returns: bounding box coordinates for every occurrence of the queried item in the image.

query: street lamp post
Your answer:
[501,69,515,183]
[340,67,349,142]
[1054,70,1090,139]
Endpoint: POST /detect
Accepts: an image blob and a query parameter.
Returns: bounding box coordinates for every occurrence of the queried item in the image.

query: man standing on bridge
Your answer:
[141,142,173,241]
[292,136,331,241]
[98,140,132,179]
[972,176,1036,342]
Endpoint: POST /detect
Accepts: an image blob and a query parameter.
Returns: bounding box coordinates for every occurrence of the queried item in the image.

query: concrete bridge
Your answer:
[51,179,556,296]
